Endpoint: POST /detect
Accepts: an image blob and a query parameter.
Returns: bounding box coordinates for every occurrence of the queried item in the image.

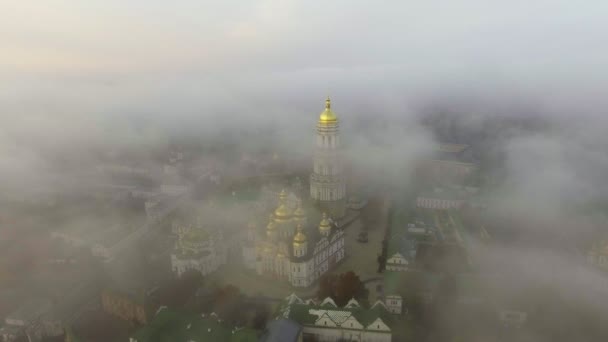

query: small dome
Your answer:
[277,248,286,258]
[293,202,306,219]
[273,189,293,221]
[266,220,277,231]
[293,224,307,244]
[600,240,608,255]
[319,212,332,234]
[318,97,338,124]
[263,244,274,254]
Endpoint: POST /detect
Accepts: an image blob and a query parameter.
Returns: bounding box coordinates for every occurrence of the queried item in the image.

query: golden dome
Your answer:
[263,244,274,254]
[277,249,286,258]
[266,214,278,239]
[273,189,293,221]
[293,202,306,219]
[319,212,332,234]
[266,220,277,231]
[293,224,307,244]
[593,240,608,255]
[318,97,338,124]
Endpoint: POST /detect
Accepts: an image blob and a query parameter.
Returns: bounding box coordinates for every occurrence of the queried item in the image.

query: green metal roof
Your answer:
[276,296,395,331]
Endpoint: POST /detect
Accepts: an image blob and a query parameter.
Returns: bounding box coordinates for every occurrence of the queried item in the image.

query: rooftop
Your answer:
[259,318,302,342]
[276,294,394,332]
[131,308,258,342]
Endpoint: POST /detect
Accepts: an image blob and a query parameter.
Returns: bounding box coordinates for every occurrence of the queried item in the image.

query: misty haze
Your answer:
[2,1,608,342]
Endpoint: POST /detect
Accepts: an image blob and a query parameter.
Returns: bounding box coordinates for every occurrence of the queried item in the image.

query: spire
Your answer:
[319,97,337,123]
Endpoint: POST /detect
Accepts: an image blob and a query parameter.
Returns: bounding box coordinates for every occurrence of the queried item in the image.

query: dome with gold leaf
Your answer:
[273,189,293,222]
[293,201,306,221]
[590,240,608,256]
[266,214,278,239]
[293,224,307,245]
[318,97,338,124]
[318,212,332,235]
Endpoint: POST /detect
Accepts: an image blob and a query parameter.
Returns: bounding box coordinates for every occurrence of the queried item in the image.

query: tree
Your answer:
[211,285,244,326]
[316,271,369,307]
[377,254,386,273]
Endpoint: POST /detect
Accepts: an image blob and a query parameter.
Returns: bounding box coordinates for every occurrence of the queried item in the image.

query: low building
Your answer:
[101,288,150,325]
[416,188,466,210]
[384,295,403,315]
[416,143,477,186]
[129,307,257,342]
[587,240,608,271]
[276,294,395,342]
[498,309,528,328]
[385,223,437,273]
[1,298,52,342]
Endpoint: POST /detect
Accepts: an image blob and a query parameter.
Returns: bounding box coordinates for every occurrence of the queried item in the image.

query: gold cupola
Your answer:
[293,223,308,257]
[293,201,306,221]
[293,223,307,245]
[273,189,293,222]
[266,214,277,239]
[318,212,332,236]
[318,97,338,124]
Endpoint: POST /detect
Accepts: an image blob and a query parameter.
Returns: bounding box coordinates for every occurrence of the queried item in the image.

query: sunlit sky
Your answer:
[3,1,608,77]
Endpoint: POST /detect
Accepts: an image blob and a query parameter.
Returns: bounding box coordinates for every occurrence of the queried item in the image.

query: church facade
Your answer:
[243,190,345,287]
[170,224,227,277]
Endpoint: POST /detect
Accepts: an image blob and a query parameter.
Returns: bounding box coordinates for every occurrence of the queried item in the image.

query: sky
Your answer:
[2,0,608,210]
[2,0,608,201]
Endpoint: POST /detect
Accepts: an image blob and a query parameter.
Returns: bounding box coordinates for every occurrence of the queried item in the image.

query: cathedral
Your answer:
[171,223,227,277]
[242,98,347,287]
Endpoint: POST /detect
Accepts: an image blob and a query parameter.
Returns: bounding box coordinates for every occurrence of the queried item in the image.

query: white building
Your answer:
[277,294,395,342]
[384,295,404,315]
[310,97,347,219]
[385,252,410,272]
[587,240,608,271]
[170,224,227,277]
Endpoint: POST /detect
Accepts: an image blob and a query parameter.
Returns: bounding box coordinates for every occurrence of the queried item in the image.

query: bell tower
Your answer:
[310,97,346,218]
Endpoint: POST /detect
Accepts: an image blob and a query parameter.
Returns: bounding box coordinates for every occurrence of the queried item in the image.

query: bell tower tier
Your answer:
[310,97,346,218]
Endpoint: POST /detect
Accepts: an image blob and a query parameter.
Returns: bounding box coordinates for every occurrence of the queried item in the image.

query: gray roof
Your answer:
[260,318,302,342]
